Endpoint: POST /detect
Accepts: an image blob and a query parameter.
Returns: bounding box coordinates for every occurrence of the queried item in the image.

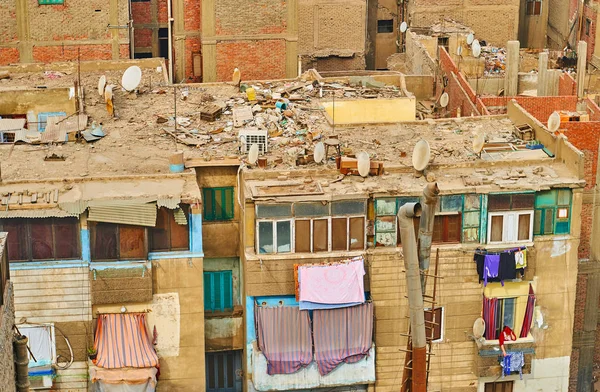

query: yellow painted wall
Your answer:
[322,97,416,125]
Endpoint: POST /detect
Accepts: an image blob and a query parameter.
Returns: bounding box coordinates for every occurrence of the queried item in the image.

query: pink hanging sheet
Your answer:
[299,257,365,305]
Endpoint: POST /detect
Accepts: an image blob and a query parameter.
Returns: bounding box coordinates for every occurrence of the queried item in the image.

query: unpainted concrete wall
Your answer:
[0,282,16,392]
[0,88,77,117]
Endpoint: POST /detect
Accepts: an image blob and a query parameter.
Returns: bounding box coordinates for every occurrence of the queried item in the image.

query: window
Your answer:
[257,220,292,254]
[377,19,394,33]
[149,207,189,252]
[204,271,233,313]
[37,112,66,132]
[425,307,443,342]
[487,194,534,244]
[203,187,234,221]
[206,351,242,392]
[494,297,516,337]
[534,189,571,235]
[463,194,481,242]
[586,18,592,36]
[525,0,541,15]
[91,222,146,261]
[295,218,329,252]
[38,0,64,4]
[0,218,79,262]
[485,381,513,392]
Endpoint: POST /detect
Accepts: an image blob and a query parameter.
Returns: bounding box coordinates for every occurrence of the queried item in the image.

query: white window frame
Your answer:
[424,306,444,343]
[294,217,331,253]
[18,323,57,366]
[331,215,367,251]
[256,219,294,254]
[487,210,534,244]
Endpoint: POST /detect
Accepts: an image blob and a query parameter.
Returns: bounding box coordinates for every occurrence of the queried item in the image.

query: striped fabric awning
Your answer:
[94,313,159,369]
[255,306,312,375]
[313,302,374,375]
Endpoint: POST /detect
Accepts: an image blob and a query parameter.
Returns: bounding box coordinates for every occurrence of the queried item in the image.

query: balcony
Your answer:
[251,343,376,391]
[474,340,535,378]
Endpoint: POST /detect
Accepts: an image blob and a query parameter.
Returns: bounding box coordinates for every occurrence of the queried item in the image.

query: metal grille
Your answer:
[239,129,268,154]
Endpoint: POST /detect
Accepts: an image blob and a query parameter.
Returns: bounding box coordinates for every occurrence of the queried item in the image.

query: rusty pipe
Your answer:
[397,202,427,392]
[417,183,440,293]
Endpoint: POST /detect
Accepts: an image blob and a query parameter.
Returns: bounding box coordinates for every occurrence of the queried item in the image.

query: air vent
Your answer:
[238,128,268,154]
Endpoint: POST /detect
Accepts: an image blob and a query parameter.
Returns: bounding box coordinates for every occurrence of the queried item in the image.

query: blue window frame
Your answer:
[38,0,64,4]
[204,271,233,313]
[37,112,66,132]
[534,189,571,236]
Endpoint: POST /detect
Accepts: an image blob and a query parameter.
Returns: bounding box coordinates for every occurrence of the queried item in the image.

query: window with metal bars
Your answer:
[206,350,242,391]
[203,187,234,221]
[204,271,233,313]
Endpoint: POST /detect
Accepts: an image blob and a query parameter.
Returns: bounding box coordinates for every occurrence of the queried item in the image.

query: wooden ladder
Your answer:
[400,249,443,392]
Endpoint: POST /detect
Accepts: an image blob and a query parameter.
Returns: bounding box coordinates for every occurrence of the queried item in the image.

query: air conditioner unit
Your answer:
[238,127,268,154]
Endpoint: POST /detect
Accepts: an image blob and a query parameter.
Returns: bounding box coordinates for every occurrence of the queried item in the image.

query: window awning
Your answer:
[94,313,159,369]
[88,201,158,227]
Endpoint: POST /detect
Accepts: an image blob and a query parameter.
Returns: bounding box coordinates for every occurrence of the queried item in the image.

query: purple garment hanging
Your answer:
[484,254,500,286]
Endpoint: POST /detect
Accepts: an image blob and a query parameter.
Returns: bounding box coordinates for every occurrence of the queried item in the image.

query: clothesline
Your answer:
[474,246,527,255]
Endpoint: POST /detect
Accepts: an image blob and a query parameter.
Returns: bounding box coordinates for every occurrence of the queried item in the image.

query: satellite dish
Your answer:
[357,152,370,177]
[314,142,325,164]
[472,40,481,58]
[248,144,259,165]
[457,46,463,56]
[473,132,485,154]
[104,85,113,103]
[440,92,449,108]
[467,33,475,45]
[400,21,408,33]
[232,68,241,85]
[473,317,485,339]
[548,111,561,132]
[412,140,431,172]
[98,75,106,96]
[121,66,142,92]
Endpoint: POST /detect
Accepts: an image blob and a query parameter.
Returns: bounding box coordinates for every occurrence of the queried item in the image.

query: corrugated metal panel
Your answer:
[88,202,157,227]
[0,208,77,218]
[0,119,26,131]
[174,208,187,225]
[157,196,181,209]
[58,200,89,215]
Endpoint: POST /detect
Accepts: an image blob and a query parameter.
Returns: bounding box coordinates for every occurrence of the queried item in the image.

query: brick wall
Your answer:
[32,44,114,62]
[216,0,286,36]
[559,72,577,96]
[407,0,520,46]
[0,0,18,45]
[480,96,578,122]
[569,348,579,392]
[0,283,15,392]
[583,4,597,61]
[439,47,482,116]
[215,40,287,81]
[587,97,600,121]
[135,29,153,49]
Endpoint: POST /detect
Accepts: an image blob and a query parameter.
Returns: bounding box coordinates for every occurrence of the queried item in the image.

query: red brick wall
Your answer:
[185,0,201,31]
[119,44,130,59]
[559,72,577,96]
[439,47,482,116]
[0,48,20,65]
[480,96,578,123]
[134,29,153,49]
[131,2,152,24]
[569,348,579,392]
[183,37,202,82]
[583,4,597,61]
[587,97,600,121]
[158,0,168,24]
[215,40,286,82]
[32,44,114,62]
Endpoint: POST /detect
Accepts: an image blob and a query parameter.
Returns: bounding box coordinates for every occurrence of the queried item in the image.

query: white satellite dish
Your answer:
[104,84,113,103]
[314,142,325,163]
[232,68,241,86]
[412,140,431,172]
[357,152,370,177]
[400,21,408,33]
[440,92,449,108]
[467,33,475,45]
[472,40,481,58]
[121,66,142,92]
[457,46,463,56]
[548,111,561,132]
[473,317,485,339]
[473,132,485,154]
[98,75,106,96]
[248,144,259,165]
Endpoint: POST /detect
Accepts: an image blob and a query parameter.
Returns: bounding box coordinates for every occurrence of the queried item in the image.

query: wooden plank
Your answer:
[185,158,241,168]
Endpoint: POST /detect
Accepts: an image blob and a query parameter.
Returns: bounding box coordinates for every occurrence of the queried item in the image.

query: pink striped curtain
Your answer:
[520,284,536,338]
[482,296,498,340]
[255,306,312,375]
[313,302,373,376]
[94,313,159,369]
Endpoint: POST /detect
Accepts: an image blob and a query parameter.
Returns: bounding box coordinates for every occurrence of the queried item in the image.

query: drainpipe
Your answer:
[128,0,134,59]
[417,183,440,293]
[167,0,174,84]
[397,202,427,392]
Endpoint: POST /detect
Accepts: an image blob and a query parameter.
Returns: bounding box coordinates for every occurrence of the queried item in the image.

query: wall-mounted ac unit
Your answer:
[238,127,268,154]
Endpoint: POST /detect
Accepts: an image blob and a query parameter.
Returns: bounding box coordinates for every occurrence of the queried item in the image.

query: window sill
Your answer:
[481,335,534,346]
[246,250,366,261]
[9,260,87,270]
[483,242,534,250]
[89,260,150,271]
[148,250,204,260]
[204,306,243,319]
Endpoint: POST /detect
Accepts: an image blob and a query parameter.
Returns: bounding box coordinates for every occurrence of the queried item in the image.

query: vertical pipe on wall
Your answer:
[167,0,174,84]
[417,183,439,292]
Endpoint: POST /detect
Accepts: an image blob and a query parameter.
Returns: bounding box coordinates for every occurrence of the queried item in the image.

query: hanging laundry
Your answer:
[299,257,365,305]
[502,354,512,377]
[483,254,500,286]
[299,300,363,311]
[515,249,527,268]
[499,252,517,283]
[501,351,525,379]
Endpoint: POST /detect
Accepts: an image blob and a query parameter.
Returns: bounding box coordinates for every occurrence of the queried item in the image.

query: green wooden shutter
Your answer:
[224,188,234,220]
[222,271,233,310]
[204,271,213,311]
